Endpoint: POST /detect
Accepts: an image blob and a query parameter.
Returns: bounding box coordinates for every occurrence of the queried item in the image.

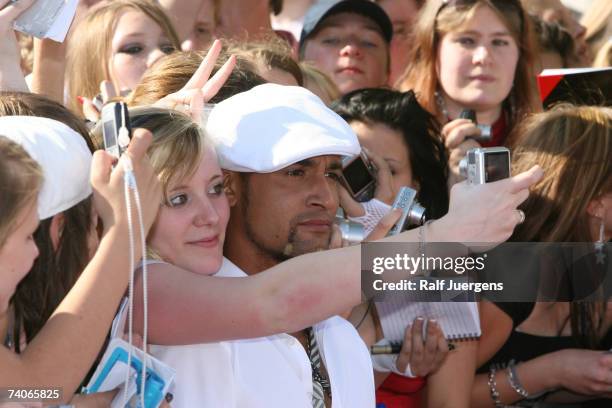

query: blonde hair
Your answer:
[510,105,611,348]
[93,106,204,201]
[300,62,340,105]
[113,106,204,261]
[0,136,42,249]
[397,0,540,132]
[17,33,33,75]
[66,0,180,116]
[511,105,612,243]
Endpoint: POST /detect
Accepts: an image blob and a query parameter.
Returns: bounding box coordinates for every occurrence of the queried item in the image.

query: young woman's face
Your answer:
[349,120,416,193]
[436,5,519,112]
[0,201,39,312]
[109,9,176,93]
[148,146,229,276]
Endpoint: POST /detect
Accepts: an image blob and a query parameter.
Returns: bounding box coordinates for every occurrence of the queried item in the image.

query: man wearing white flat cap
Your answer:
[205,83,374,407]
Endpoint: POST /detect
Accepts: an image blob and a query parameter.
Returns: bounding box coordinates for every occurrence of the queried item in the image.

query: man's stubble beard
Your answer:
[241,180,332,263]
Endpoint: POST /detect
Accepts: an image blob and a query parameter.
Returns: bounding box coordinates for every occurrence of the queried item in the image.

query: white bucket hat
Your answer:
[0,116,93,220]
[205,83,360,173]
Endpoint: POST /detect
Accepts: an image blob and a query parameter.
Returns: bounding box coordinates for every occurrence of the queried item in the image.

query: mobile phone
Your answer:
[459,109,492,143]
[101,102,132,159]
[342,151,377,202]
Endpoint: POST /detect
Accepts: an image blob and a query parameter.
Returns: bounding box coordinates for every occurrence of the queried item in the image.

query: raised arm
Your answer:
[0,0,34,92]
[30,38,66,103]
[0,131,161,401]
[137,166,543,345]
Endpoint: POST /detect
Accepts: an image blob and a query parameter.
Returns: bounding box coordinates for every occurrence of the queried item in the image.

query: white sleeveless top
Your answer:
[148,257,375,407]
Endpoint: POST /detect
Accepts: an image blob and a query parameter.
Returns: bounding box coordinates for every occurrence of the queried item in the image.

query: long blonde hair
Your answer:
[66,0,180,116]
[0,137,42,249]
[510,105,612,348]
[511,105,612,243]
[397,0,540,132]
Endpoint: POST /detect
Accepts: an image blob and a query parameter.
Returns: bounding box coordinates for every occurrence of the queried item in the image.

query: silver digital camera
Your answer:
[459,147,511,185]
[335,208,365,245]
[388,187,426,235]
[341,150,377,202]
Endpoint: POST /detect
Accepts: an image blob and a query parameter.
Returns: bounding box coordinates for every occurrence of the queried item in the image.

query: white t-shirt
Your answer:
[149,257,375,407]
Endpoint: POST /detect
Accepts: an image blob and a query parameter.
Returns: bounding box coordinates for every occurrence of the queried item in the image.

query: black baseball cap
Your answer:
[299,0,393,50]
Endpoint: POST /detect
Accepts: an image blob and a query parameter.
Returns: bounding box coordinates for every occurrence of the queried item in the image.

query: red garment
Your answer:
[376,373,426,408]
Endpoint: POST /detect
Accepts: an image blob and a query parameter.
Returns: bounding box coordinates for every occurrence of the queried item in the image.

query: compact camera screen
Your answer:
[103,120,118,149]
[343,156,375,194]
[484,151,510,182]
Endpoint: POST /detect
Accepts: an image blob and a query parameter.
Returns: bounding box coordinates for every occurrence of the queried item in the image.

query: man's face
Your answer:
[302,12,389,95]
[237,155,343,261]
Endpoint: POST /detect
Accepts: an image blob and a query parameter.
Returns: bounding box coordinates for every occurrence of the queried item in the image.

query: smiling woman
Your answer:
[66,0,180,117]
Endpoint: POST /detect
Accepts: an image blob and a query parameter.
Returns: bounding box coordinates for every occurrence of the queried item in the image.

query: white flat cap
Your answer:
[0,116,92,220]
[205,83,360,172]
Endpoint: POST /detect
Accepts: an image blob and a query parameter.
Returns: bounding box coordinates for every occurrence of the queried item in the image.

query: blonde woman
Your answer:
[66,0,180,117]
[475,105,612,407]
[397,0,540,182]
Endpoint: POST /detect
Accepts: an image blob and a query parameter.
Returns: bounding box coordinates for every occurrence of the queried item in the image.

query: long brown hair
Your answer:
[511,105,612,348]
[66,0,180,116]
[0,93,96,350]
[397,0,540,136]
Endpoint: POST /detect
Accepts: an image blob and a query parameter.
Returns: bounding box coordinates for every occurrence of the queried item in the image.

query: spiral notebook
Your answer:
[375,294,481,343]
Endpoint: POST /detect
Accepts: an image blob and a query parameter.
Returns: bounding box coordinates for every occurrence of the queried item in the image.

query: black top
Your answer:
[478,302,612,407]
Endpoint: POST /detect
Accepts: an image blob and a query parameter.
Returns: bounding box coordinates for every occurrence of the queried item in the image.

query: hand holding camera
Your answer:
[92,125,161,237]
[459,109,492,144]
[429,165,543,249]
[441,118,483,184]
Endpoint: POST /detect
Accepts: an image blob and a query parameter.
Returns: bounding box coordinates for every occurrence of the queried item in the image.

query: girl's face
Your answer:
[109,9,176,93]
[436,5,519,113]
[0,201,39,312]
[148,146,230,276]
[350,120,417,194]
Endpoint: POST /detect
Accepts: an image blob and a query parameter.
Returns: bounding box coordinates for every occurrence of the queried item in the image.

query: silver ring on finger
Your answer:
[516,209,525,224]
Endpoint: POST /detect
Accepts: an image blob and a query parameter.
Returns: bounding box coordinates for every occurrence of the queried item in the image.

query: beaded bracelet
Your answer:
[487,367,503,407]
[507,361,530,398]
